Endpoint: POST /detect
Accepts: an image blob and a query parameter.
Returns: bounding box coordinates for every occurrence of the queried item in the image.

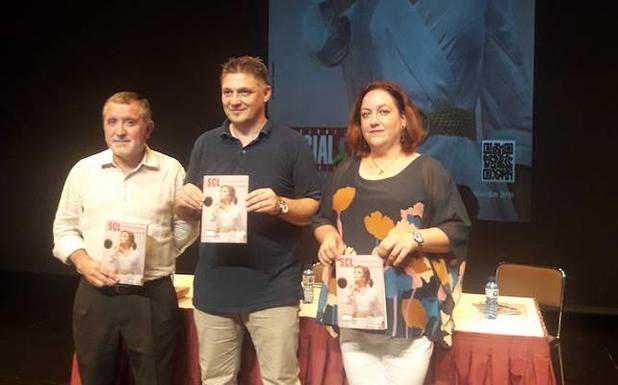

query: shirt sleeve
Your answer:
[422,158,471,261]
[52,164,86,264]
[185,134,206,188]
[171,162,199,254]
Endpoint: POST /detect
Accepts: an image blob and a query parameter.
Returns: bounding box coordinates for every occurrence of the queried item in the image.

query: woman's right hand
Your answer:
[318,231,345,265]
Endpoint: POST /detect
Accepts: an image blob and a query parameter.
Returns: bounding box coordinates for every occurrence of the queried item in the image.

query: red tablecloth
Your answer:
[71,311,555,385]
[429,332,557,385]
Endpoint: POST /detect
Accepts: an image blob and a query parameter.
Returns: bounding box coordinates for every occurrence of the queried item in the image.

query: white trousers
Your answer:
[340,328,434,385]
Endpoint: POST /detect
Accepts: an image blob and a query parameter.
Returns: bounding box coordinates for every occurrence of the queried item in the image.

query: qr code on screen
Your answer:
[481,140,515,183]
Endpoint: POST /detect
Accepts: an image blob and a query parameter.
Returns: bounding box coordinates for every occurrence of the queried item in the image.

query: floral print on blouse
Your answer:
[313,155,471,348]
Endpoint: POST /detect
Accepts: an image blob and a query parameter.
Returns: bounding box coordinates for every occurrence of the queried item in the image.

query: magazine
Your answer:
[336,254,387,330]
[101,220,148,286]
[201,175,249,243]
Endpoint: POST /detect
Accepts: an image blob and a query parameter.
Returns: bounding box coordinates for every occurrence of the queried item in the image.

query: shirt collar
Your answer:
[100,146,159,171]
[141,146,159,169]
[219,120,272,140]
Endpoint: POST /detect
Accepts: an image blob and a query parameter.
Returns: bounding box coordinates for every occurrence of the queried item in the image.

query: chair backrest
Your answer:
[496,262,566,338]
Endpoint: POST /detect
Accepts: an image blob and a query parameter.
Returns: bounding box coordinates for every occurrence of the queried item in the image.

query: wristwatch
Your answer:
[411,230,424,248]
[278,198,289,215]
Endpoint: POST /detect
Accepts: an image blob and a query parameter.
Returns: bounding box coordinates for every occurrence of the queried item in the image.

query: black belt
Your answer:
[421,108,476,141]
[98,276,170,296]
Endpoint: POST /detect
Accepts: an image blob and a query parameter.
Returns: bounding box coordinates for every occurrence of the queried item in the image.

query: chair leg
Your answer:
[555,342,566,385]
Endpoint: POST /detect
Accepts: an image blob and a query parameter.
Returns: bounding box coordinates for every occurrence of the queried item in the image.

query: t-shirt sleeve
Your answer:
[422,158,471,261]
[312,157,353,230]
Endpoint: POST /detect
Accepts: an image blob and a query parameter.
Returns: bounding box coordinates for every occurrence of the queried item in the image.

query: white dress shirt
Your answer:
[53,147,197,281]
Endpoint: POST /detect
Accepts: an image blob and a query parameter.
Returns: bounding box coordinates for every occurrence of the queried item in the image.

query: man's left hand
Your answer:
[246,188,280,216]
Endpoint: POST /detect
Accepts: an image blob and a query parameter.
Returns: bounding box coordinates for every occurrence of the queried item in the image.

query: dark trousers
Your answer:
[72,276,179,385]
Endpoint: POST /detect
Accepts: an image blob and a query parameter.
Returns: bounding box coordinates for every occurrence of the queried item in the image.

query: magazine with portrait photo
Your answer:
[102,220,148,286]
[201,175,249,243]
[335,254,387,330]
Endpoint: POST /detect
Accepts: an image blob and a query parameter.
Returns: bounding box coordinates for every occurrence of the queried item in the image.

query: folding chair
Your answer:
[496,262,566,385]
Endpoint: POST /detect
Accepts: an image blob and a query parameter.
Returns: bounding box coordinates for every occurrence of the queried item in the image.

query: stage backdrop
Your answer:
[1,0,616,313]
[269,0,535,222]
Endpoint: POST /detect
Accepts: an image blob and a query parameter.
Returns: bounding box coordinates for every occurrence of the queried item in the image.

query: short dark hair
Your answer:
[220,56,269,84]
[346,81,425,156]
[103,91,152,122]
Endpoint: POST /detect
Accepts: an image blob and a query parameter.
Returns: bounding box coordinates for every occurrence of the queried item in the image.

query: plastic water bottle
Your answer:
[302,266,314,304]
[485,276,499,320]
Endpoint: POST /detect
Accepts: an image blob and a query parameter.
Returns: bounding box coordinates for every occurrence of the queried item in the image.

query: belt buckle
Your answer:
[113,285,133,295]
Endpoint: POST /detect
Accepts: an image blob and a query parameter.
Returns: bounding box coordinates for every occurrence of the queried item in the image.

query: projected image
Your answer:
[269,0,534,221]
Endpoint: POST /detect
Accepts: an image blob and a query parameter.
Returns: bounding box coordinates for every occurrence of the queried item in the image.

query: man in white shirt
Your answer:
[53,91,197,385]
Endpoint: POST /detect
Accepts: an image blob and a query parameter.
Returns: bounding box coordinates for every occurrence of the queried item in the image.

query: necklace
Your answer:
[369,155,400,174]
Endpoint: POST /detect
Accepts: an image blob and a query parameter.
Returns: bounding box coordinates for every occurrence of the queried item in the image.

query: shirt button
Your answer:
[241,150,246,154]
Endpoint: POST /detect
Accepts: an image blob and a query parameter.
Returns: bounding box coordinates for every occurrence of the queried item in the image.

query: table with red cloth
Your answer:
[429,292,557,385]
[70,287,556,385]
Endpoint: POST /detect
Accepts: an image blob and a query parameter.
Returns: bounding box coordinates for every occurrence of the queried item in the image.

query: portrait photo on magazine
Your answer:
[201,175,249,243]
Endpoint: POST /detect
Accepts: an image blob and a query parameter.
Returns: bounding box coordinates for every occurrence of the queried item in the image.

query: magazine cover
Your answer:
[201,175,249,243]
[336,254,387,330]
[101,220,148,286]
